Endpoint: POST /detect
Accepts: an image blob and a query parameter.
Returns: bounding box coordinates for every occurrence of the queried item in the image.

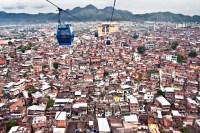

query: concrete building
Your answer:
[98,22,119,36]
[32,116,47,128]
[123,115,139,132]
[166,55,177,63]
[55,111,67,128]
[155,96,171,114]
[97,118,111,133]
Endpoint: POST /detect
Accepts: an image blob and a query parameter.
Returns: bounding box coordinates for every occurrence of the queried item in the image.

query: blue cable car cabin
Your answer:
[105,39,111,45]
[56,24,74,46]
[94,32,98,38]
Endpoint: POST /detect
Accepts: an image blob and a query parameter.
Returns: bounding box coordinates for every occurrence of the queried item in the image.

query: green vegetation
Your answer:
[7,120,18,131]
[134,73,143,83]
[144,33,150,36]
[100,90,107,100]
[180,127,190,133]
[27,57,31,61]
[104,71,109,77]
[9,54,15,58]
[55,75,59,79]
[188,51,197,58]
[17,42,33,53]
[132,33,139,39]
[134,78,141,83]
[8,41,13,46]
[43,64,49,69]
[171,41,179,50]
[157,89,163,96]
[53,62,59,69]
[47,99,55,109]
[148,70,159,74]
[27,86,37,96]
[176,53,186,63]
[137,46,145,54]
[0,9,200,23]
[53,69,59,75]
[53,69,59,79]
[163,48,169,52]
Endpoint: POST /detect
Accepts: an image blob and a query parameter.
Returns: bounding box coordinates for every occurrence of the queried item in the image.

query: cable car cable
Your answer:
[110,0,117,23]
[46,0,83,22]
[105,0,117,46]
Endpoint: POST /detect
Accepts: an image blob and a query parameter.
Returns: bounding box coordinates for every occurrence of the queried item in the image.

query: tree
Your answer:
[188,51,197,58]
[17,44,32,53]
[55,75,59,79]
[144,33,150,36]
[104,71,109,77]
[176,53,186,63]
[7,120,18,131]
[28,86,37,96]
[137,46,145,54]
[171,41,179,50]
[157,89,163,96]
[132,33,139,39]
[27,42,33,47]
[148,70,159,74]
[134,78,140,83]
[53,69,59,75]
[53,62,59,69]
[43,64,48,69]
[8,41,13,46]
[47,99,55,109]
[100,90,107,100]
[180,127,190,133]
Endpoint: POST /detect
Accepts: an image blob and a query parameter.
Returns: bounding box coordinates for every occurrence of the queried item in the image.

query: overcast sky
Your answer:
[0,0,199,16]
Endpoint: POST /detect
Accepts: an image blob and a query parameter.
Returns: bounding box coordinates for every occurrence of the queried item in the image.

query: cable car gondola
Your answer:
[105,39,111,45]
[56,24,74,46]
[46,0,74,47]
[94,31,98,38]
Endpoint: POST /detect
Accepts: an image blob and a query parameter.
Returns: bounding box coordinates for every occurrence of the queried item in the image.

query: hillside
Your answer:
[0,5,199,24]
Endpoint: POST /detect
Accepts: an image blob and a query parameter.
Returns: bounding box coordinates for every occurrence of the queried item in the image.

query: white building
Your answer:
[123,115,139,131]
[97,118,111,133]
[133,53,141,62]
[13,79,26,91]
[144,92,154,103]
[166,55,177,63]
[53,128,66,133]
[55,112,66,121]
[144,43,155,49]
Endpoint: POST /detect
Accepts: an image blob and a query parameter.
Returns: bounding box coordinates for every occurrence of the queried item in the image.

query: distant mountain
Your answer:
[0,5,200,24]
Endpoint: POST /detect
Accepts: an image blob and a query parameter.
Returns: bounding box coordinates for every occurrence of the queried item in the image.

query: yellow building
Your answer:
[148,124,160,133]
[98,22,119,36]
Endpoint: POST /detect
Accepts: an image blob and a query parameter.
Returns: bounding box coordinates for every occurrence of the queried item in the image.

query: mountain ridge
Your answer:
[0,4,199,24]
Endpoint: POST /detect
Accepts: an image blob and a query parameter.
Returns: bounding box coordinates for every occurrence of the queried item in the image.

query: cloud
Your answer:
[33,5,46,9]
[2,3,27,10]
[2,6,15,10]
[16,5,26,9]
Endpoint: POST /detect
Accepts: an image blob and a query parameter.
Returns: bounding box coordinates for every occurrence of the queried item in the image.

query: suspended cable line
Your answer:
[110,0,117,23]
[46,0,83,22]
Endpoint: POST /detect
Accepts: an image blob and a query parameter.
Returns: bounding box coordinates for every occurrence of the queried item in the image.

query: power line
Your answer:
[110,0,117,23]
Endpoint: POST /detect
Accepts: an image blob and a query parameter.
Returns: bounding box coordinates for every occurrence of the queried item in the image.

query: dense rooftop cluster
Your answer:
[0,22,199,133]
